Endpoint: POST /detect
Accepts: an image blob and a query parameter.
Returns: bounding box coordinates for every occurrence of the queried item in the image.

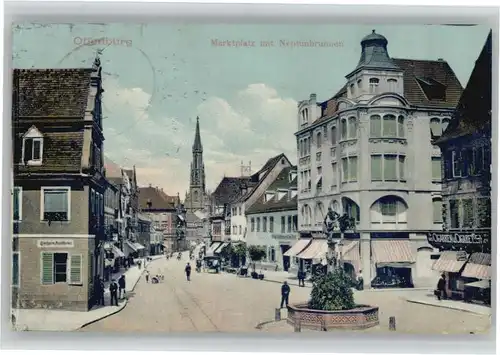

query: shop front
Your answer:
[370,240,416,288]
[271,233,297,271]
[426,231,491,304]
[283,238,311,275]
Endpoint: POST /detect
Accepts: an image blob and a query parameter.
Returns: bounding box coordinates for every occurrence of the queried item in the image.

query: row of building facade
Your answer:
[201,30,492,295]
[11,57,189,311]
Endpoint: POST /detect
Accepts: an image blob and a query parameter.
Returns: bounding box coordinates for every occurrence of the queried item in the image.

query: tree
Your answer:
[247,245,267,272]
[308,267,355,311]
[233,242,247,266]
[220,243,233,262]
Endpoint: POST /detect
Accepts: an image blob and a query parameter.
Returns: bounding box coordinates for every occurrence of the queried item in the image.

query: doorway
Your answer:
[280,245,291,271]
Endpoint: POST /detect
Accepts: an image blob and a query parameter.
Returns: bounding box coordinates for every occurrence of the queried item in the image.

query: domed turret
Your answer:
[347,30,400,78]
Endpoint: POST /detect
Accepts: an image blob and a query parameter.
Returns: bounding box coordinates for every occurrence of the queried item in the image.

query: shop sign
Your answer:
[37,239,74,248]
[426,231,490,247]
[271,233,296,240]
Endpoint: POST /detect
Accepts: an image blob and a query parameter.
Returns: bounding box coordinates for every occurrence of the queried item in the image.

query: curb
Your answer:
[78,258,161,330]
[405,298,492,316]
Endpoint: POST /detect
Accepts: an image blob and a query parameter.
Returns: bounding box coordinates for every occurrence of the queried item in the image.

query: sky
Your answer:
[12,23,490,197]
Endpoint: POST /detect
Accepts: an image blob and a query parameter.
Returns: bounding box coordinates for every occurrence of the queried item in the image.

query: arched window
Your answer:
[340,119,347,140]
[357,79,362,88]
[370,195,407,224]
[350,83,355,96]
[432,197,442,224]
[306,137,311,155]
[342,197,360,223]
[387,78,397,92]
[430,118,441,137]
[370,115,382,137]
[331,126,337,145]
[330,200,340,214]
[194,190,199,201]
[397,115,405,137]
[348,117,357,138]
[369,78,380,93]
[383,114,397,137]
[315,202,325,225]
[316,131,322,148]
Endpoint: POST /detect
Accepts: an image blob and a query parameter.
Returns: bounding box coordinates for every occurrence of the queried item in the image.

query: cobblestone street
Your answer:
[79,255,491,334]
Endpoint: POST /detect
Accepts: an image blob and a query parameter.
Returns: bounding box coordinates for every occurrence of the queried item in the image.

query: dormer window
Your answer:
[265,191,274,202]
[369,78,379,94]
[22,126,44,166]
[416,77,446,101]
[349,83,355,96]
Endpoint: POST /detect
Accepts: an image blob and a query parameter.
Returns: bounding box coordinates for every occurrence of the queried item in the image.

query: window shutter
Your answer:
[68,254,83,284]
[24,139,33,163]
[41,252,54,284]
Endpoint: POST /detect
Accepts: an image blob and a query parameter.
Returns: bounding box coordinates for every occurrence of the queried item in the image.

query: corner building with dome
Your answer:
[290,30,464,289]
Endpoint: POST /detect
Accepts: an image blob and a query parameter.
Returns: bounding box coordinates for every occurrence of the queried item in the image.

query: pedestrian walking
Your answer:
[145,270,150,283]
[297,269,305,287]
[185,262,192,281]
[436,274,446,301]
[118,275,126,299]
[110,279,119,306]
[280,281,290,308]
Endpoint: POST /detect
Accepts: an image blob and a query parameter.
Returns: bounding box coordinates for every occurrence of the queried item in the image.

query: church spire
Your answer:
[193,116,202,152]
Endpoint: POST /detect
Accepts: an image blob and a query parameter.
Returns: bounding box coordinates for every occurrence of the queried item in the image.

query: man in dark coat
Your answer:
[297,269,305,287]
[280,281,291,308]
[118,275,126,299]
[110,279,119,306]
[185,262,192,281]
[95,277,105,306]
[436,274,446,300]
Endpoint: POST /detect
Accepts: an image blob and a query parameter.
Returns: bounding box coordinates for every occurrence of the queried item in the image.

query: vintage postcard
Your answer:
[10,23,492,334]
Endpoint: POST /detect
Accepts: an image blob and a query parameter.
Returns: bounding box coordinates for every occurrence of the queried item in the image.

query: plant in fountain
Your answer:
[308,207,357,311]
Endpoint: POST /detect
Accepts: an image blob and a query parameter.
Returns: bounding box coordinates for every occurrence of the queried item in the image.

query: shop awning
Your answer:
[371,240,416,265]
[342,240,361,272]
[134,242,145,251]
[112,246,125,258]
[214,242,229,253]
[208,242,222,254]
[283,239,311,257]
[462,253,491,280]
[465,279,491,289]
[297,239,327,259]
[124,240,145,252]
[432,251,468,273]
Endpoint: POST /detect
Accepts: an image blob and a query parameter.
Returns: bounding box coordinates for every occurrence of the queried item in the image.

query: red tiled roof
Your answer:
[212,177,252,205]
[104,156,122,178]
[392,58,463,108]
[139,186,176,210]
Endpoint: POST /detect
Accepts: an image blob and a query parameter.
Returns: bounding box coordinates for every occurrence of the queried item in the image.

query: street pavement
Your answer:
[80,254,491,334]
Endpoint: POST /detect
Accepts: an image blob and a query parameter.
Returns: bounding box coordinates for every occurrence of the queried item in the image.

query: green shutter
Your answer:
[41,252,54,284]
[12,253,19,286]
[69,254,82,284]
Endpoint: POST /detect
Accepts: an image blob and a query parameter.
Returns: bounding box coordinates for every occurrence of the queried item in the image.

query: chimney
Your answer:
[310,93,317,104]
[437,58,444,61]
